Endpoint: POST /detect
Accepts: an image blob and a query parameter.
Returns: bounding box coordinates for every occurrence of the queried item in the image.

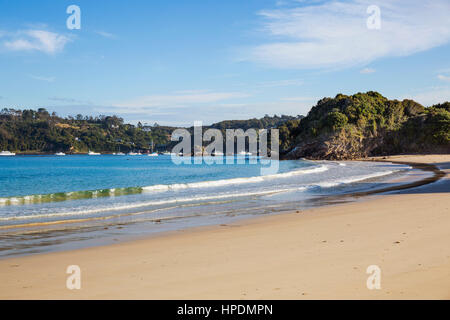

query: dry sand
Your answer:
[0,154,449,299]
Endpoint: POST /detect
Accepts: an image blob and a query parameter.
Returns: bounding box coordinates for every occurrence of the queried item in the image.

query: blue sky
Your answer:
[0,0,450,126]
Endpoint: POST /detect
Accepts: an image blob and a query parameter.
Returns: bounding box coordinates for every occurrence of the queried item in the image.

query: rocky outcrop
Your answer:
[282,92,450,160]
[285,130,384,160]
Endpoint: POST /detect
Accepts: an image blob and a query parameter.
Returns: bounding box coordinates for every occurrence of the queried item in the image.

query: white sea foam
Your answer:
[0,165,329,206]
[142,165,328,192]
[316,170,396,188]
[0,162,410,225]
[0,188,294,222]
[0,168,399,223]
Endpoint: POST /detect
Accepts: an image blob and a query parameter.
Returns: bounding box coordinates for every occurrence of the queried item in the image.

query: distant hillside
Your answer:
[182,115,303,154]
[0,108,175,153]
[208,114,302,131]
[284,92,450,160]
[0,108,298,154]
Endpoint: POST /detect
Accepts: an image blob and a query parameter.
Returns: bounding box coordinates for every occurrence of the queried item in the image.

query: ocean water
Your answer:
[0,155,418,257]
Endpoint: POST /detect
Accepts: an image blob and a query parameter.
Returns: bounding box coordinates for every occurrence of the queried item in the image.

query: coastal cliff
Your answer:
[283,92,450,160]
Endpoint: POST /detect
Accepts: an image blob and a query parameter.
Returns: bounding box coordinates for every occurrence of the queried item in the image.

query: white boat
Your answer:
[212,151,224,156]
[162,152,171,156]
[115,152,125,156]
[127,152,139,156]
[0,151,15,156]
[55,152,66,156]
[88,151,101,156]
[148,152,158,157]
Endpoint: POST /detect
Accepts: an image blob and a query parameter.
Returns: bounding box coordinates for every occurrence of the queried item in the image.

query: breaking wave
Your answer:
[0,165,329,207]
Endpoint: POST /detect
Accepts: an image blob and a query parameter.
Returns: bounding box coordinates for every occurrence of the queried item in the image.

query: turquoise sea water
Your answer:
[0,155,416,257]
[0,155,304,198]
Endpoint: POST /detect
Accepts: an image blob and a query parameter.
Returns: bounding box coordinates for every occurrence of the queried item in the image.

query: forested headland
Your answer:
[283,92,450,159]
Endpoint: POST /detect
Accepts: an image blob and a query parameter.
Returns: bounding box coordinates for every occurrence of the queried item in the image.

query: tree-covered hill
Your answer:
[208,114,301,132]
[197,114,303,152]
[0,108,299,154]
[0,108,175,153]
[284,92,450,159]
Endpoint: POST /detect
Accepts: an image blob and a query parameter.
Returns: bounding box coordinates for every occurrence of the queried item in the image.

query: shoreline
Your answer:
[0,154,448,299]
[0,158,435,253]
[341,158,445,197]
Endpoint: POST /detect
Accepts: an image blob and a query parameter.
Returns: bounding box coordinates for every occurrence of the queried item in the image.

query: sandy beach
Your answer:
[0,154,449,300]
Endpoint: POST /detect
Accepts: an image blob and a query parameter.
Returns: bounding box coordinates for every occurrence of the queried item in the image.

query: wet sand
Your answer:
[0,154,449,299]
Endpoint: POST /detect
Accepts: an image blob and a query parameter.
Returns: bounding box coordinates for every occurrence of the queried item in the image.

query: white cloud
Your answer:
[403,87,450,106]
[92,89,313,125]
[173,89,211,95]
[360,67,376,74]
[437,74,450,82]
[3,30,70,54]
[249,0,450,69]
[29,74,55,82]
[113,91,250,109]
[95,31,116,39]
[46,95,311,126]
[275,1,288,6]
[48,97,92,104]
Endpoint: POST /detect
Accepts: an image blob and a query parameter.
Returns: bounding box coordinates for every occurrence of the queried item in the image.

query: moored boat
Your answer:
[212,151,224,156]
[0,151,15,156]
